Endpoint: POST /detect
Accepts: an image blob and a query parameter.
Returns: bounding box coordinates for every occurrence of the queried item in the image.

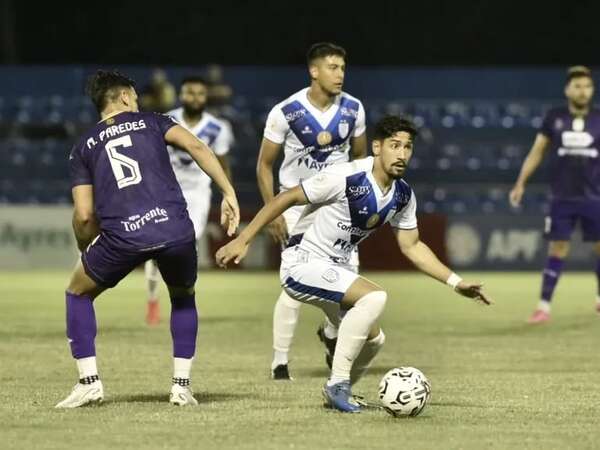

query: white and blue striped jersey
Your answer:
[167,107,234,191]
[263,87,366,191]
[283,157,417,264]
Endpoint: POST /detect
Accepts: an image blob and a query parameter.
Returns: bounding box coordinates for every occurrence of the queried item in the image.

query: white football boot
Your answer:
[169,383,198,406]
[55,380,104,408]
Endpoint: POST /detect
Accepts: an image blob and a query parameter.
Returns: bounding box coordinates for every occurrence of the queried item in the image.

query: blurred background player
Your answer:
[144,76,234,325]
[217,115,491,412]
[509,66,600,323]
[56,70,239,408]
[139,68,177,113]
[257,42,368,379]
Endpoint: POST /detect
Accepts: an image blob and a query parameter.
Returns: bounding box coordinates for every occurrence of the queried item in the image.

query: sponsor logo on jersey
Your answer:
[120,207,169,232]
[358,206,369,215]
[561,131,594,148]
[348,185,371,198]
[340,107,359,119]
[284,109,307,122]
[301,126,313,135]
[337,221,369,236]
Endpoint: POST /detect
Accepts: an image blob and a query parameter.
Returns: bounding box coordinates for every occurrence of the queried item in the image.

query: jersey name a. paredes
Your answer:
[264,87,366,191]
[167,107,233,192]
[283,157,417,264]
[540,107,600,200]
[69,111,194,250]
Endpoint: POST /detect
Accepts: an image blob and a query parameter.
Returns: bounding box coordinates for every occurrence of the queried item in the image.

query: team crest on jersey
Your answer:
[317,131,333,146]
[338,120,350,139]
[106,118,115,125]
[366,213,380,229]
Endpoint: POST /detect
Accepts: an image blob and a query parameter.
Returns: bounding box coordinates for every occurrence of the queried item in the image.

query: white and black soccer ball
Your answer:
[378,367,431,417]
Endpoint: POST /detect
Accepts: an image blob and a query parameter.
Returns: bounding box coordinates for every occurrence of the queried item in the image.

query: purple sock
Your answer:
[540,256,565,302]
[66,292,97,358]
[170,294,198,359]
[595,259,600,296]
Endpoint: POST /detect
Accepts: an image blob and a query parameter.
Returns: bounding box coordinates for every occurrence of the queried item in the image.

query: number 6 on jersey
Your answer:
[105,135,142,189]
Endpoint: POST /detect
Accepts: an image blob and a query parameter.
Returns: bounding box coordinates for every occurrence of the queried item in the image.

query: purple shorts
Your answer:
[545,199,600,241]
[82,235,197,288]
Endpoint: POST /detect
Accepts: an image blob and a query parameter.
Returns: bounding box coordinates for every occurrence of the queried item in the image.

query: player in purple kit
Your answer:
[55,70,239,408]
[510,66,600,323]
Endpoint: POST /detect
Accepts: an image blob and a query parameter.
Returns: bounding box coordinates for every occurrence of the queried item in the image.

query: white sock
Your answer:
[144,260,160,301]
[272,291,301,369]
[173,357,193,380]
[76,356,98,379]
[323,316,338,339]
[328,291,387,385]
[350,330,385,385]
[538,300,551,313]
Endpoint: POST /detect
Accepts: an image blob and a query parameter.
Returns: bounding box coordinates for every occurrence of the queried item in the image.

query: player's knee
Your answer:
[167,285,195,298]
[549,241,570,258]
[355,290,387,319]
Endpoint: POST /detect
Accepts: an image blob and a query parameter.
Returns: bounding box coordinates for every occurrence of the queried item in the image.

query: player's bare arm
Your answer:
[165,124,239,235]
[216,186,308,267]
[71,185,100,251]
[256,137,288,245]
[395,227,492,305]
[350,132,368,160]
[217,154,233,181]
[509,133,550,207]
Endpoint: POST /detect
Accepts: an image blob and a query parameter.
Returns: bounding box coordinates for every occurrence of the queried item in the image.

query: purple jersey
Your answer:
[540,107,600,200]
[69,111,195,250]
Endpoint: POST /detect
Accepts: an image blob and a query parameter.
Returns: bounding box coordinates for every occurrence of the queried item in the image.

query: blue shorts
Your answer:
[545,199,600,242]
[82,235,197,288]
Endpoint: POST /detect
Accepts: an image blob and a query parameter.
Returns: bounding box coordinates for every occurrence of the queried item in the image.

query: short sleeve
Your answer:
[154,113,179,136]
[538,111,554,137]
[389,191,418,230]
[300,171,346,204]
[263,106,288,144]
[212,120,234,156]
[353,101,366,137]
[69,143,92,187]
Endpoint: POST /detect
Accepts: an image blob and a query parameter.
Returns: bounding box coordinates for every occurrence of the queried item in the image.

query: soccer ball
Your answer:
[378,367,431,417]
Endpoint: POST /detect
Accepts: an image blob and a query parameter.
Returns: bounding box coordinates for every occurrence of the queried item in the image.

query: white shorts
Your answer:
[282,205,360,270]
[182,188,211,240]
[280,250,360,306]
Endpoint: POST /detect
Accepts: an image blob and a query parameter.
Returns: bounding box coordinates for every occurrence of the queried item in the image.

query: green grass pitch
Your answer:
[1,270,600,450]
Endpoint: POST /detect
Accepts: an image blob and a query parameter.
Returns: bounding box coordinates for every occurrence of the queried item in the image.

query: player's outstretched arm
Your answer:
[509,133,550,207]
[71,185,100,251]
[165,125,239,235]
[215,187,308,267]
[256,138,288,245]
[395,227,493,305]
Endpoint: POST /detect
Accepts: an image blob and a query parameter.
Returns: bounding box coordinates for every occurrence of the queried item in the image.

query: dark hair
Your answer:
[306,42,346,65]
[180,76,208,89]
[86,70,136,113]
[373,116,418,141]
[566,65,592,84]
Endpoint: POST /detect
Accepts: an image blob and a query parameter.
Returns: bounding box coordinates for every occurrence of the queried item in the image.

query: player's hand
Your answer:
[215,238,249,268]
[220,194,240,237]
[267,215,288,246]
[509,184,525,208]
[454,281,493,305]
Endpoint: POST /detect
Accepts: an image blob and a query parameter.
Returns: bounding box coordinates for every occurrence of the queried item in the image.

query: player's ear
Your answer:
[308,64,318,81]
[372,139,381,156]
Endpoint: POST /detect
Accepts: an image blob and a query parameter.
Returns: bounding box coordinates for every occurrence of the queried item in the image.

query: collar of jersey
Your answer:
[98,110,126,123]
